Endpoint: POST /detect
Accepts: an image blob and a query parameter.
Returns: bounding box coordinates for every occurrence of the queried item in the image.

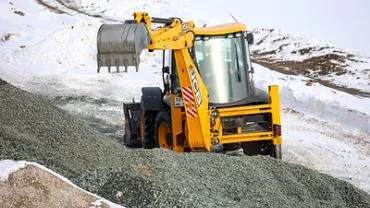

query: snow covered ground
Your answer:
[0,0,369,194]
[254,64,370,192]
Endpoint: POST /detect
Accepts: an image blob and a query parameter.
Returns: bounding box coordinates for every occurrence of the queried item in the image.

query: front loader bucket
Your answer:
[97,20,150,73]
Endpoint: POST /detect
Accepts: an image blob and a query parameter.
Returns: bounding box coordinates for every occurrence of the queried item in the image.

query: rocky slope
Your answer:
[251,28,370,97]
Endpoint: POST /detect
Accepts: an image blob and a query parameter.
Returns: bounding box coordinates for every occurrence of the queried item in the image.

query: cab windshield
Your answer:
[194,33,250,105]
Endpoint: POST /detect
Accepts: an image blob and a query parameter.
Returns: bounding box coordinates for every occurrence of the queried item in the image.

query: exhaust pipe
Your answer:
[97,20,150,73]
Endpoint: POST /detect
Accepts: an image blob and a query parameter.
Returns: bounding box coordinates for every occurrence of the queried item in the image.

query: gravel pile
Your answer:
[0,79,125,180]
[79,149,370,208]
[1,79,370,208]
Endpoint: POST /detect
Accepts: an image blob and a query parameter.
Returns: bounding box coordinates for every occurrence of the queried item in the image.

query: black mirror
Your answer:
[246,32,254,45]
[162,66,170,73]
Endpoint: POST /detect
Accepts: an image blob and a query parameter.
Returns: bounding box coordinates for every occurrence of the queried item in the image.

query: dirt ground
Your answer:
[0,164,110,208]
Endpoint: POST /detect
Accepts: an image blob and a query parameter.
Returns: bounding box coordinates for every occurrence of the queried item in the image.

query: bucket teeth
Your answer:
[97,21,150,73]
[115,59,120,73]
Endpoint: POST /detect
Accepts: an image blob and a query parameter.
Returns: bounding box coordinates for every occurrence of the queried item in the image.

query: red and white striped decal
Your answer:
[182,86,198,117]
[182,87,195,106]
[187,107,197,117]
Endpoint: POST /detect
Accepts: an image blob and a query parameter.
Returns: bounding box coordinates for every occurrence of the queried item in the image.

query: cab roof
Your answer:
[193,23,247,36]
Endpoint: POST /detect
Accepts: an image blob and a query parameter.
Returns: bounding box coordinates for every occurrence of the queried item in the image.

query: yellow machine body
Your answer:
[98,12,283,158]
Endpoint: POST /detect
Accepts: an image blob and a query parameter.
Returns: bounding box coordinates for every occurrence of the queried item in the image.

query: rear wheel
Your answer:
[223,143,244,156]
[274,144,282,159]
[154,109,172,150]
[123,133,141,148]
[242,141,282,159]
[123,134,132,147]
[140,111,157,149]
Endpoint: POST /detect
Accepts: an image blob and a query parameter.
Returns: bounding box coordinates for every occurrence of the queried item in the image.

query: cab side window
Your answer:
[162,50,179,93]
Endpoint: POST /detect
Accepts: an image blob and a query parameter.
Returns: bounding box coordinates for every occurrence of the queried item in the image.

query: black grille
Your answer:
[221,113,272,135]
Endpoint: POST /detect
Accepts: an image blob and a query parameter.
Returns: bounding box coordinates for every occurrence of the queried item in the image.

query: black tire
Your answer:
[242,141,281,159]
[141,111,157,149]
[123,133,140,148]
[123,133,131,147]
[154,108,172,149]
[274,144,282,159]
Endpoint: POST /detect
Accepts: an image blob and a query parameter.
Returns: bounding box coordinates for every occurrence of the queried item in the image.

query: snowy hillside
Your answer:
[0,0,369,194]
[252,28,370,97]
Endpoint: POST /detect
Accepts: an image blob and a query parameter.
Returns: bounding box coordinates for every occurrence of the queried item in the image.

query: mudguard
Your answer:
[123,102,141,147]
[141,87,163,110]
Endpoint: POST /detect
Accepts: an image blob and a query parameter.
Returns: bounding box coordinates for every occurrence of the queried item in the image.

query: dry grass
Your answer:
[13,10,25,16]
[254,52,348,76]
[1,33,19,42]
[253,48,370,97]
[255,60,370,97]
[34,0,66,14]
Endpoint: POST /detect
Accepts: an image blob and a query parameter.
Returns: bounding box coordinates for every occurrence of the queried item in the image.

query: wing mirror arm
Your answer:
[162,66,170,73]
[245,32,254,45]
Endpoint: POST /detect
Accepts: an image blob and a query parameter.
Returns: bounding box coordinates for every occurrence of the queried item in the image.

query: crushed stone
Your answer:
[1,79,369,207]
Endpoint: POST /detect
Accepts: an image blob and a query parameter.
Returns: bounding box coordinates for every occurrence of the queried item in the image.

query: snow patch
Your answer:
[254,64,370,133]
[0,160,27,182]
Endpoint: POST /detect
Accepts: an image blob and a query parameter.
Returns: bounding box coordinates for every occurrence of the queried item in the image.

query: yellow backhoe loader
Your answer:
[97,12,282,158]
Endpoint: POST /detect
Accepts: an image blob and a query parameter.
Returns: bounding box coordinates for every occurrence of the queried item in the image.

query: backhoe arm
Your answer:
[133,12,196,50]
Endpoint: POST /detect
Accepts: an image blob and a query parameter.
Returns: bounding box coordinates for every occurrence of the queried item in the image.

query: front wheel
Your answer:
[154,109,172,150]
[274,144,282,159]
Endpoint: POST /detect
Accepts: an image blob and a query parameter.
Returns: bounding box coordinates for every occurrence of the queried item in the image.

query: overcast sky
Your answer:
[182,0,370,55]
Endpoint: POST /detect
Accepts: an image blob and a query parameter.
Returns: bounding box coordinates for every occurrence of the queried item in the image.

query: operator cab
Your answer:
[193,31,254,107]
[162,23,267,107]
